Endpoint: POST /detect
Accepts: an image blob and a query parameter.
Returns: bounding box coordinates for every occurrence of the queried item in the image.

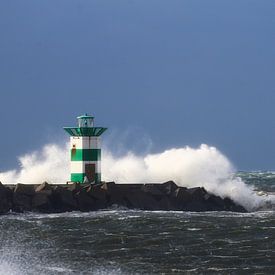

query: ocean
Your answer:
[0,172,275,274]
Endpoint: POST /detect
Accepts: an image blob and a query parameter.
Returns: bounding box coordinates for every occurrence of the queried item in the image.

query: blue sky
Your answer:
[0,0,275,171]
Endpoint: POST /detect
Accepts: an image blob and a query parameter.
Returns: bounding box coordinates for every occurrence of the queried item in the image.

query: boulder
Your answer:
[0,181,247,213]
[0,182,12,214]
[223,197,246,212]
[173,187,191,201]
[51,186,77,212]
[13,183,35,212]
[87,184,107,201]
[67,182,82,193]
[184,200,210,211]
[15,183,35,196]
[32,192,53,213]
[123,190,160,210]
[187,187,207,200]
[35,182,53,196]
[159,181,178,196]
[141,184,163,197]
[13,193,32,212]
[101,182,127,206]
[75,189,97,211]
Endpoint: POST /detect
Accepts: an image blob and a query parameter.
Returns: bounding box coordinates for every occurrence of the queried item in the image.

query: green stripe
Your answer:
[71,173,101,183]
[71,149,101,161]
[71,173,85,182]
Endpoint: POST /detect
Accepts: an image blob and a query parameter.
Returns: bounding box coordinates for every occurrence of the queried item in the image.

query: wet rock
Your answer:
[13,183,35,212]
[32,192,53,213]
[35,182,52,192]
[15,183,35,196]
[223,197,246,212]
[52,186,77,212]
[101,182,127,206]
[0,182,12,214]
[67,182,82,193]
[141,184,163,197]
[173,187,191,202]
[159,181,178,196]
[0,181,247,214]
[75,189,97,211]
[187,187,207,200]
[88,184,107,201]
[123,190,160,210]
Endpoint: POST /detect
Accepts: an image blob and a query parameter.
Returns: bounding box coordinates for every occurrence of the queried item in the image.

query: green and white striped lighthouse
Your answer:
[64,114,107,184]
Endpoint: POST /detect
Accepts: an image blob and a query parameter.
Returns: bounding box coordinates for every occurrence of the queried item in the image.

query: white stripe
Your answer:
[70,137,101,149]
[70,161,101,173]
[71,162,83,173]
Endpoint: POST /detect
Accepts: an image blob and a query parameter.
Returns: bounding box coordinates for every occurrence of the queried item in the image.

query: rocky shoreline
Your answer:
[0,181,247,214]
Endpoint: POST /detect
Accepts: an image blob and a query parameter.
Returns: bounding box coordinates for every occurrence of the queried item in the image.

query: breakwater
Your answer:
[0,181,246,214]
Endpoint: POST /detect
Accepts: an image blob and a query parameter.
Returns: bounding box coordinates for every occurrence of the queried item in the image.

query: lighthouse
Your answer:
[64,114,107,184]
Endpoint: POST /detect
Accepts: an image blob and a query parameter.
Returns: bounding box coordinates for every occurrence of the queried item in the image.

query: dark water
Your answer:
[1,172,275,274]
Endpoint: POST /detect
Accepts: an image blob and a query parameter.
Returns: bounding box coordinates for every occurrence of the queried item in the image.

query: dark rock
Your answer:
[223,197,246,212]
[52,186,77,212]
[141,184,163,197]
[75,189,97,211]
[0,182,12,214]
[123,190,160,210]
[35,182,52,193]
[13,183,35,212]
[173,187,191,202]
[184,200,210,211]
[159,181,178,196]
[88,184,107,201]
[187,187,207,199]
[101,182,127,206]
[13,193,32,212]
[32,192,53,213]
[67,182,82,193]
[15,183,35,196]
[0,181,247,214]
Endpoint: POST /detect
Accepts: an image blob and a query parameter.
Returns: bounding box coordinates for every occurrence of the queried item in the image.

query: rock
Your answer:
[141,184,163,197]
[187,187,207,200]
[123,190,160,210]
[184,200,210,211]
[35,182,52,192]
[67,182,82,193]
[87,184,107,201]
[32,192,53,213]
[0,181,247,214]
[159,181,178,196]
[13,193,32,212]
[13,183,35,212]
[173,187,191,202]
[223,197,246,212]
[101,182,127,206]
[15,183,35,196]
[0,182,12,214]
[75,189,97,211]
[52,186,77,212]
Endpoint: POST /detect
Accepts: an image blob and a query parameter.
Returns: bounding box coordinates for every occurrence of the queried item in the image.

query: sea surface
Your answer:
[1,172,275,274]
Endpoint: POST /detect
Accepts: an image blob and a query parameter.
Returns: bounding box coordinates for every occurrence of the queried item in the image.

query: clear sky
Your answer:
[0,0,275,171]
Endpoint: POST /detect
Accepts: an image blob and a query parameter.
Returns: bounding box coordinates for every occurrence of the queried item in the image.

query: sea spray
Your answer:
[0,143,274,211]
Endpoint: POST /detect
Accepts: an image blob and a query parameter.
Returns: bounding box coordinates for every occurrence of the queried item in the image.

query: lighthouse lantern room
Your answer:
[64,114,107,184]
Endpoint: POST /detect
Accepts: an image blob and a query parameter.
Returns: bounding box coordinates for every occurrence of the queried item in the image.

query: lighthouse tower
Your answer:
[63,114,107,184]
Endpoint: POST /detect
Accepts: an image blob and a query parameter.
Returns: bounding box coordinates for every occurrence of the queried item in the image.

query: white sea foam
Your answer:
[0,142,274,211]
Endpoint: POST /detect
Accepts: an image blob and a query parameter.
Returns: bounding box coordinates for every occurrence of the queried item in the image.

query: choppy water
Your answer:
[0,172,275,274]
